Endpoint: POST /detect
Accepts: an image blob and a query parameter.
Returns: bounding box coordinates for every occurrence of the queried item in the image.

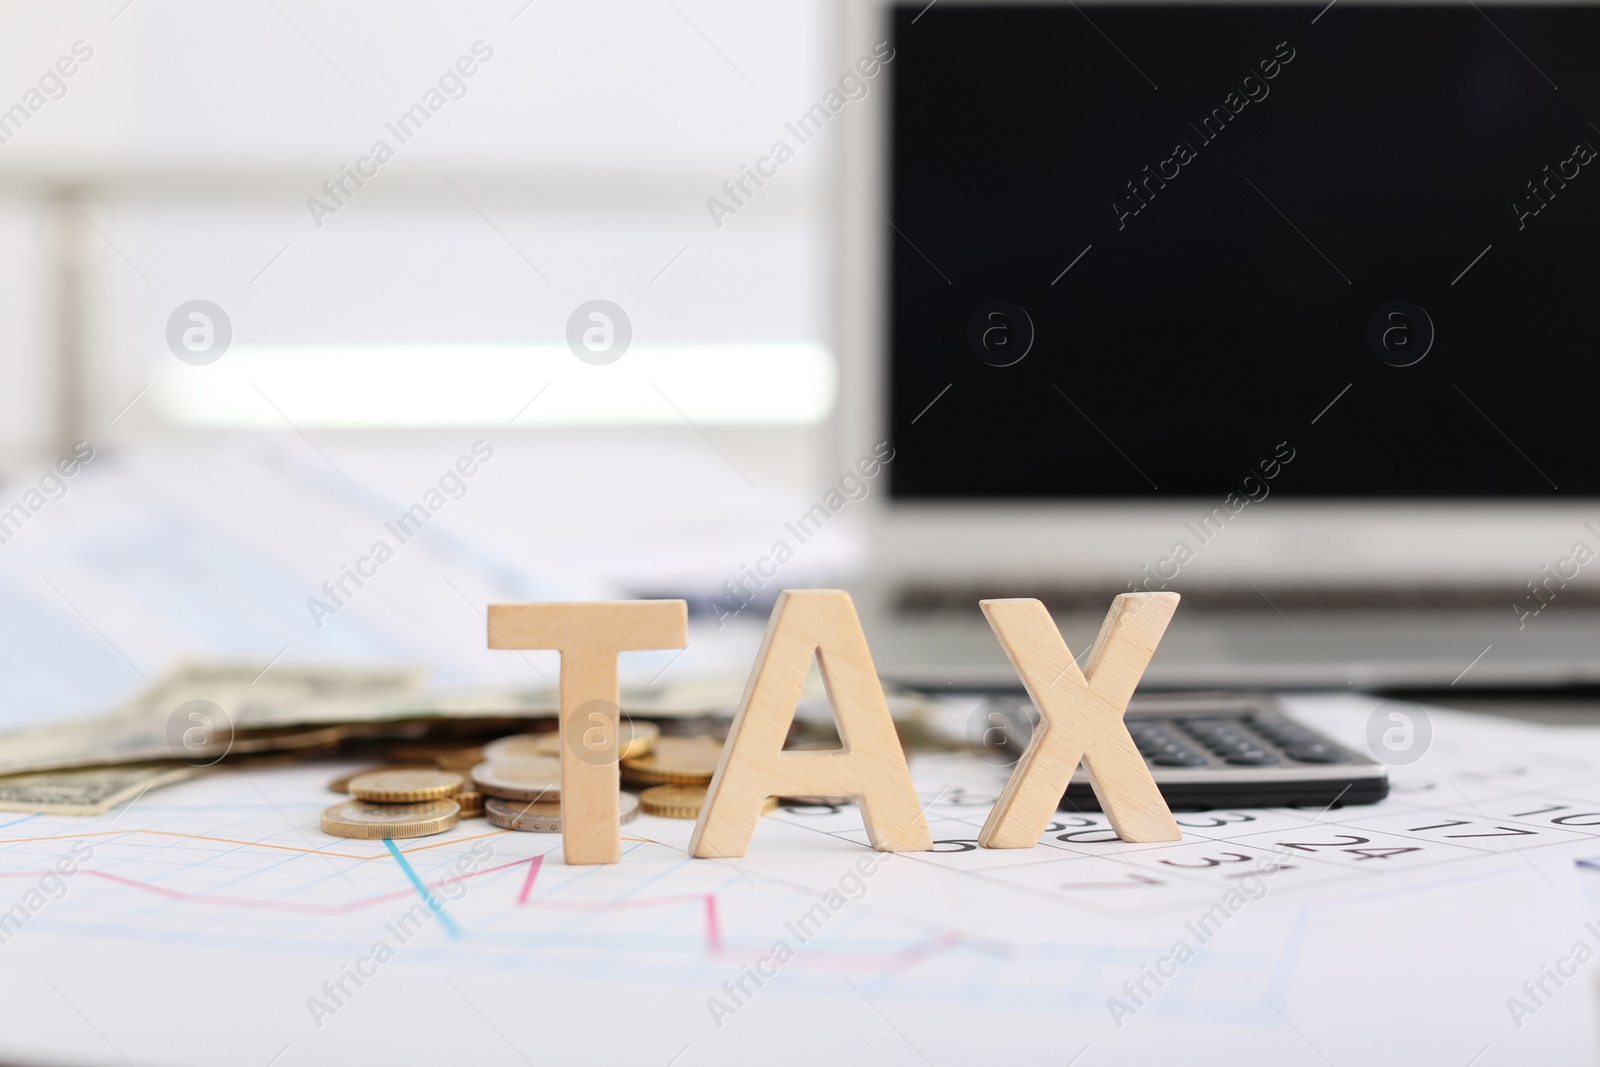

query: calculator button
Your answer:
[1223,750,1280,765]
[1152,751,1208,767]
[1180,719,1227,732]
[1179,721,1246,743]
[1255,727,1319,746]
[1284,742,1351,764]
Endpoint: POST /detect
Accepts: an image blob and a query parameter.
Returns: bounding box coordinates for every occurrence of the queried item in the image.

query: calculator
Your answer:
[1006,692,1387,811]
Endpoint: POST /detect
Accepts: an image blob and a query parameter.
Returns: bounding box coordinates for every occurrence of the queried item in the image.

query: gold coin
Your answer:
[485,793,640,833]
[621,735,723,785]
[321,799,460,839]
[327,764,429,794]
[486,721,660,762]
[638,785,777,820]
[388,744,486,772]
[348,769,464,802]
[471,757,563,801]
[482,733,556,762]
[455,790,485,818]
[618,721,660,759]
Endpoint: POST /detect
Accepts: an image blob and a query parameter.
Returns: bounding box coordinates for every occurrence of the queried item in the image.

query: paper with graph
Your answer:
[0,695,1594,1066]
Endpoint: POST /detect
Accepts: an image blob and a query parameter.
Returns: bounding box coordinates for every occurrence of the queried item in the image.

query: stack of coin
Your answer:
[331,752,492,816]
[321,769,465,839]
[326,763,430,794]
[485,793,641,833]
[638,784,779,820]
[474,731,667,833]
[484,721,660,763]
[471,756,563,803]
[454,786,485,818]
[390,743,485,773]
[621,735,723,786]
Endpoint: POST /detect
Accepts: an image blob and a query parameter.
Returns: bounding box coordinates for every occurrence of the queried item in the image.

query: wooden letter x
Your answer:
[690,590,932,858]
[979,593,1181,848]
[487,601,686,865]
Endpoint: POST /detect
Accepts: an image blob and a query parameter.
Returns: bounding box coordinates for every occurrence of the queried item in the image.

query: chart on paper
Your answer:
[1,695,1597,1067]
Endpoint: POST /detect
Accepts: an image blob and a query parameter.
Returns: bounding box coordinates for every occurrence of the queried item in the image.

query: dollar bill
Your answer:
[384,674,856,719]
[0,662,427,777]
[0,764,200,816]
[0,660,928,781]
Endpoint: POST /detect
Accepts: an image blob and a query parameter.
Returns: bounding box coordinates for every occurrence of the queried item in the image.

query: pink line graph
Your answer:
[706,894,721,952]
[510,858,958,969]
[4,849,961,971]
[510,852,723,950]
[516,855,543,904]
[0,856,538,917]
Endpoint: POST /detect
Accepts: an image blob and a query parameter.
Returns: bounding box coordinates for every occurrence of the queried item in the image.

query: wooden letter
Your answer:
[690,590,932,858]
[979,594,1180,848]
[488,601,686,864]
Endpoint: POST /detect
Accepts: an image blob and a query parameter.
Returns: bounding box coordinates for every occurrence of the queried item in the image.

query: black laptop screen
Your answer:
[886,3,1600,498]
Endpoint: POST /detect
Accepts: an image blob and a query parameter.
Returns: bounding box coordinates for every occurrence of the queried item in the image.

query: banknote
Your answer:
[0,764,200,816]
[0,662,427,777]
[133,660,430,728]
[0,660,929,780]
[384,672,891,719]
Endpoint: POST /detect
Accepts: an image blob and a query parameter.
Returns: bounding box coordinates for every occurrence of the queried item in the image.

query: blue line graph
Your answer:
[385,837,461,938]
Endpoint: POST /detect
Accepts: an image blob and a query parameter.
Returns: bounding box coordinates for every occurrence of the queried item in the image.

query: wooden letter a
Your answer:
[690,590,933,858]
[488,600,687,865]
[979,593,1181,848]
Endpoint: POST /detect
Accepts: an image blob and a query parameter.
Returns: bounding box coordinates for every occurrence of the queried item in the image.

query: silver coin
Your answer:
[321,799,460,840]
[485,722,659,764]
[471,757,562,801]
[485,793,640,833]
[482,734,550,763]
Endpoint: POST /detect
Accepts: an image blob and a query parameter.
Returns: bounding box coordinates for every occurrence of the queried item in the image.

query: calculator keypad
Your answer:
[1065,696,1385,810]
[1244,714,1354,764]
[1126,714,1354,768]
[1125,720,1208,766]
[1181,717,1282,765]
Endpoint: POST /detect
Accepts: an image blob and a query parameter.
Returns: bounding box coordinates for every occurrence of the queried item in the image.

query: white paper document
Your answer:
[0,695,1596,1066]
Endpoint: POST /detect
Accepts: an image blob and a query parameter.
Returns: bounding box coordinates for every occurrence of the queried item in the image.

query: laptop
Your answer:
[832,0,1600,690]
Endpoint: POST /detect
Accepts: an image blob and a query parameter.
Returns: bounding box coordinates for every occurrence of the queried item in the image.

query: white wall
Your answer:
[0,0,839,485]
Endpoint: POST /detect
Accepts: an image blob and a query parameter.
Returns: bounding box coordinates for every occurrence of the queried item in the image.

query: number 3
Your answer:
[1175,812,1256,829]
